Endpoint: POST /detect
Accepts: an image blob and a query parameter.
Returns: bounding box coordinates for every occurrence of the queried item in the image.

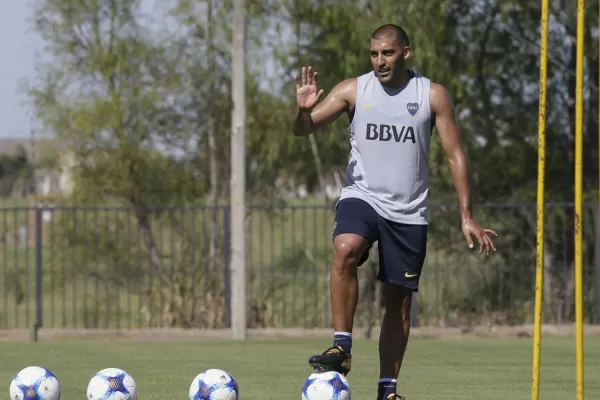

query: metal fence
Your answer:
[0,202,599,331]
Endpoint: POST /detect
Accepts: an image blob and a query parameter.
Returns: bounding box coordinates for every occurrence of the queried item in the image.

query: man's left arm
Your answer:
[430,82,497,254]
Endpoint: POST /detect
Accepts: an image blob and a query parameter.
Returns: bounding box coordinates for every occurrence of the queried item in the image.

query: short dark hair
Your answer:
[370,24,410,47]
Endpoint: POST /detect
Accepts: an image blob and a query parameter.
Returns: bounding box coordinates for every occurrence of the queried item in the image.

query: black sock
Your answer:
[377,379,397,400]
[333,331,352,354]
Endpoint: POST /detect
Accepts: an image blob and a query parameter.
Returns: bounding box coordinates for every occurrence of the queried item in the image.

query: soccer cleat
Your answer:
[385,393,406,400]
[308,345,352,376]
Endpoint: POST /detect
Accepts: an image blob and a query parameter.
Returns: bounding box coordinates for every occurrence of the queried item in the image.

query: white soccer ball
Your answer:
[188,369,238,400]
[86,368,137,400]
[302,371,351,400]
[9,366,61,400]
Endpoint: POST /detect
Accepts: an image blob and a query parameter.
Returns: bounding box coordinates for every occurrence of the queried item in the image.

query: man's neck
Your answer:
[382,69,412,89]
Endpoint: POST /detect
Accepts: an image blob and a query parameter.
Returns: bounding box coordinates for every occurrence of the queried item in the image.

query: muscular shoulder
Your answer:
[429,82,454,115]
[330,78,357,107]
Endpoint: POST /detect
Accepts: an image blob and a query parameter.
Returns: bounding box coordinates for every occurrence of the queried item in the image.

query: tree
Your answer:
[28,0,218,327]
[0,146,35,197]
[277,0,600,324]
[25,0,600,327]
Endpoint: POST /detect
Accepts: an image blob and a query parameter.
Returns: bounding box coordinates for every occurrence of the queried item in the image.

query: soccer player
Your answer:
[291,24,498,400]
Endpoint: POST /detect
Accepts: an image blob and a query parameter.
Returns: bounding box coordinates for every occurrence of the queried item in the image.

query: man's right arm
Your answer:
[292,78,356,136]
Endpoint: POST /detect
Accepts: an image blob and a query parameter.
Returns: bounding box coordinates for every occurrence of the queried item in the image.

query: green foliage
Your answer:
[21,0,600,328]
[0,146,35,197]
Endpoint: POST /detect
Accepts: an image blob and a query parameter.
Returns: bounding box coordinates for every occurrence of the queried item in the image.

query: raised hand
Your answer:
[294,66,324,111]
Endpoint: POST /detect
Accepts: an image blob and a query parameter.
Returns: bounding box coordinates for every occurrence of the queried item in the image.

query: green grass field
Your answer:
[1,337,599,399]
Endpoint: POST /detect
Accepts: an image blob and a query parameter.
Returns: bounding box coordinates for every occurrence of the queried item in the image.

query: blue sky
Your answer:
[0,0,162,140]
[0,0,281,140]
[0,1,42,138]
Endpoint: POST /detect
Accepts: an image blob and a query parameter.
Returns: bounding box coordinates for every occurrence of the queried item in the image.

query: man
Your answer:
[291,24,498,400]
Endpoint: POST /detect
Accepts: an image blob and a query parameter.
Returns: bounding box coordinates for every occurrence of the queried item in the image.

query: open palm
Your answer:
[294,66,324,110]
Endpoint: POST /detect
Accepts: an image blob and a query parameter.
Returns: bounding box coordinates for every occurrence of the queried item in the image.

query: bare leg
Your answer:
[378,283,413,399]
[330,233,368,333]
[308,233,369,375]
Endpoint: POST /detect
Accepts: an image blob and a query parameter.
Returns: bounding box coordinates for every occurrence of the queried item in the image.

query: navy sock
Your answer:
[333,331,352,354]
[377,379,397,400]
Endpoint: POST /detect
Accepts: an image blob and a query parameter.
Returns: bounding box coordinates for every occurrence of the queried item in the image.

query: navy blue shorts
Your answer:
[332,198,427,291]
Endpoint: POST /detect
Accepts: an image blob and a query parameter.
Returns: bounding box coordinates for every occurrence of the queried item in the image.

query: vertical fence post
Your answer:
[31,203,43,342]
[223,207,232,328]
[595,205,600,323]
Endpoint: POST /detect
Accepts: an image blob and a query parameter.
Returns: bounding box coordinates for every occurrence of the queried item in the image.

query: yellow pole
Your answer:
[531,0,549,399]
[574,0,585,399]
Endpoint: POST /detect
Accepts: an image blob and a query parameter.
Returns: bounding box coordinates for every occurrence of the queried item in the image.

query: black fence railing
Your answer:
[0,202,598,331]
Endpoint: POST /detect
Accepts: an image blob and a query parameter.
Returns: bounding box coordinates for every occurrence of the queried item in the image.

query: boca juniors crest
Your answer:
[406,102,419,116]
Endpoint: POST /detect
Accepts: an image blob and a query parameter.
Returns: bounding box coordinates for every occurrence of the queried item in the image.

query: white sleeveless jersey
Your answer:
[339,70,432,224]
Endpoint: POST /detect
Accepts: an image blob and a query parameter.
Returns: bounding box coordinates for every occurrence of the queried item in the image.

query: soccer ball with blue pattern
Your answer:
[86,368,137,400]
[9,366,61,400]
[302,371,351,400]
[188,369,238,400]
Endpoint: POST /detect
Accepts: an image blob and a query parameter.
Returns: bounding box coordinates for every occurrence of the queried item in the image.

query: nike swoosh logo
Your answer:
[364,104,378,110]
[405,272,419,278]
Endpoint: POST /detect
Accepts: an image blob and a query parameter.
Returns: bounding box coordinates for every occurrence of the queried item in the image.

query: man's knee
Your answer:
[382,284,413,321]
[332,233,368,274]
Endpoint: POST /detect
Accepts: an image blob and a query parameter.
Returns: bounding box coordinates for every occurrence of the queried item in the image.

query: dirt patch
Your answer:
[1,324,599,343]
